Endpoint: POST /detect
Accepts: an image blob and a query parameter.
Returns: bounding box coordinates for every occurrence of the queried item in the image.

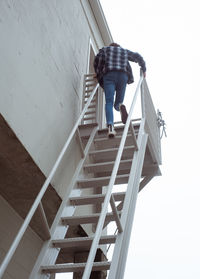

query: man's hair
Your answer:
[109,43,120,47]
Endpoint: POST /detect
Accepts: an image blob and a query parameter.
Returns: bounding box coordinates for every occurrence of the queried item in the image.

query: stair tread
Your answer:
[84,100,96,104]
[84,159,132,174]
[84,110,95,115]
[62,212,120,225]
[93,135,137,150]
[78,123,98,129]
[89,145,135,163]
[70,192,125,205]
[94,133,133,142]
[41,261,111,273]
[83,116,96,120]
[77,173,129,188]
[85,158,132,167]
[78,173,129,182]
[88,104,96,108]
[89,145,135,155]
[97,122,139,134]
[52,235,117,248]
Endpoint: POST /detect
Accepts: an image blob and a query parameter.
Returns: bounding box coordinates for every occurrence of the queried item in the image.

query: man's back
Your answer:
[94,45,146,87]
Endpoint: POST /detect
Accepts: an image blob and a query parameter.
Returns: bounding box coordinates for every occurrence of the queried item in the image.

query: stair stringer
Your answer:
[29,125,98,279]
[109,120,148,279]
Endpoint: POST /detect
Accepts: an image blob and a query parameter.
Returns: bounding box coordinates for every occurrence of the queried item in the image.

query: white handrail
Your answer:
[0,82,99,278]
[108,119,147,279]
[82,74,144,279]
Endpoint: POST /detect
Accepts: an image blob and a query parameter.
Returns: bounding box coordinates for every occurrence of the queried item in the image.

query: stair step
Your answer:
[94,134,137,150]
[95,130,131,139]
[85,79,97,85]
[88,104,96,109]
[84,159,132,174]
[89,145,135,163]
[97,124,139,137]
[78,123,98,138]
[41,261,111,274]
[77,174,129,189]
[62,212,119,226]
[85,94,96,100]
[85,99,96,104]
[52,235,117,249]
[83,116,96,121]
[70,192,125,206]
[85,88,94,93]
[84,110,95,115]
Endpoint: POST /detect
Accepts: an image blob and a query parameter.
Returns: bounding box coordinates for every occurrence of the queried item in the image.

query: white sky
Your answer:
[57,0,200,278]
[100,0,200,278]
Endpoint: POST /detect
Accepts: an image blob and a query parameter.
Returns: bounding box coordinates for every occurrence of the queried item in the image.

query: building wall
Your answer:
[0,0,103,198]
[0,196,43,279]
[0,0,108,276]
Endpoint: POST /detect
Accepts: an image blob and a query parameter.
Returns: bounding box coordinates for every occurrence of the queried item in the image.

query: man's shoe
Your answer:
[119,104,128,124]
[107,124,116,138]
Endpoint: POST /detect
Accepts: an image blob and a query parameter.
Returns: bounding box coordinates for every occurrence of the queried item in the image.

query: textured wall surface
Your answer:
[0,196,43,279]
[0,1,104,277]
[0,0,100,181]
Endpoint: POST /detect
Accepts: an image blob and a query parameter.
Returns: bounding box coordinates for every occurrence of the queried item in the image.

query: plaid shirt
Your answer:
[93,46,146,87]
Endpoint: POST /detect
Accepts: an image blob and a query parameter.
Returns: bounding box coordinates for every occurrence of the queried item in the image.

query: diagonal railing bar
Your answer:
[0,80,99,278]
[82,73,144,279]
[110,194,123,233]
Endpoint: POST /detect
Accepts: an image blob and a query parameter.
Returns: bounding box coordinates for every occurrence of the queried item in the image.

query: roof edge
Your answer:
[88,0,113,46]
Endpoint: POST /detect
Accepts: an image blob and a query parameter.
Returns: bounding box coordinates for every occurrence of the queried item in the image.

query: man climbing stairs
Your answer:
[0,74,161,279]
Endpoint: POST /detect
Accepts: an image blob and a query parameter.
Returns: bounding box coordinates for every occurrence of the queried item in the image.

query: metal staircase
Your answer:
[0,73,161,279]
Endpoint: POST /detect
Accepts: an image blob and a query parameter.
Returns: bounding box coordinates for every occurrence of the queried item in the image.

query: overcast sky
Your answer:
[99,0,200,278]
[57,0,200,278]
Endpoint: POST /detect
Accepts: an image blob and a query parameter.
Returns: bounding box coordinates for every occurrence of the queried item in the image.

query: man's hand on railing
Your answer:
[140,69,146,78]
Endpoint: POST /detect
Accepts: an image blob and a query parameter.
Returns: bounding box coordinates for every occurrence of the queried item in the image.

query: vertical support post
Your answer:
[110,195,123,233]
[76,129,85,158]
[98,87,106,130]
[129,122,138,150]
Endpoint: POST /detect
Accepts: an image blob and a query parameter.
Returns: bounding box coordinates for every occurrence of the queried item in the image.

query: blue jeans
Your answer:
[103,71,128,125]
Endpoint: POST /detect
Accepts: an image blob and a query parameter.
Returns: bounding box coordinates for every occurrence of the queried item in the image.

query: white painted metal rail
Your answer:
[82,73,144,279]
[0,75,99,278]
[108,120,148,279]
[141,78,161,164]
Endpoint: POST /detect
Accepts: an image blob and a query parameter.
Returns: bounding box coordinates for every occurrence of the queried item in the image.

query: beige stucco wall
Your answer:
[0,0,104,198]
